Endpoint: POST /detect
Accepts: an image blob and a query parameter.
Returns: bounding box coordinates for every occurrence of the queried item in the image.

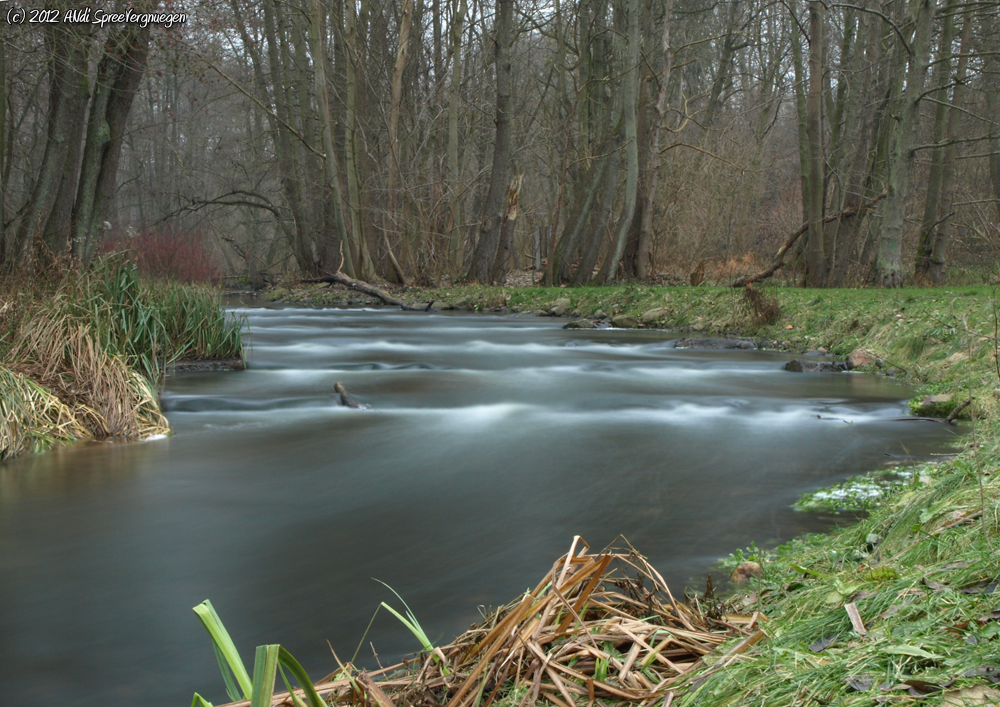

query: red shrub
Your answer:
[99,226,221,283]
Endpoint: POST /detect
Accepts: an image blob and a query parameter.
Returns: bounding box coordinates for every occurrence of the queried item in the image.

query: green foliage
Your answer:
[686,444,1000,706]
[376,579,449,674]
[0,256,243,458]
[192,600,326,707]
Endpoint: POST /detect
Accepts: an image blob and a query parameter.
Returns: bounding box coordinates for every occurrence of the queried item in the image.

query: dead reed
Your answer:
[211,538,754,707]
[0,256,240,458]
[0,366,91,459]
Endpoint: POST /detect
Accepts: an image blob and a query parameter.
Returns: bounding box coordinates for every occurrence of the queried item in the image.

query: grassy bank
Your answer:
[334,281,1000,702]
[0,257,243,460]
[206,280,1000,704]
[414,283,1000,705]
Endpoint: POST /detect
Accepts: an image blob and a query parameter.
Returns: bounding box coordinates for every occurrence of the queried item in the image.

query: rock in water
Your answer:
[847,348,876,369]
[564,319,595,329]
[611,314,638,328]
[547,298,572,316]
[674,337,756,350]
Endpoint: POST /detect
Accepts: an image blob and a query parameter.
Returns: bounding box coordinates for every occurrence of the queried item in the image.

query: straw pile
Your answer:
[229,538,761,707]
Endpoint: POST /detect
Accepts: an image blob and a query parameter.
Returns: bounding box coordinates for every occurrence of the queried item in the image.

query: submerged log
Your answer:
[303,271,434,311]
[334,381,363,409]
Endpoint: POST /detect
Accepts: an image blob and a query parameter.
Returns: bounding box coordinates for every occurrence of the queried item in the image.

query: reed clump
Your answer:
[0,366,91,459]
[0,255,243,459]
[198,538,753,707]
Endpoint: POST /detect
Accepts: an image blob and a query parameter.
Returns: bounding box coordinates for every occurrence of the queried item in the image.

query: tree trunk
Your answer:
[599,0,641,284]
[263,0,312,273]
[636,0,675,281]
[489,174,523,284]
[344,0,377,280]
[384,0,414,283]
[914,0,970,284]
[446,0,469,274]
[10,25,92,265]
[309,0,355,277]
[547,156,609,284]
[877,0,936,288]
[71,24,150,263]
[466,0,514,283]
[574,141,622,285]
[984,11,1000,223]
[803,1,826,287]
[789,4,811,239]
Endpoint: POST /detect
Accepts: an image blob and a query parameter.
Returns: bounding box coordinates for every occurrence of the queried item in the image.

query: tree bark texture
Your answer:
[876,0,936,288]
[467,0,514,283]
[600,0,641,284]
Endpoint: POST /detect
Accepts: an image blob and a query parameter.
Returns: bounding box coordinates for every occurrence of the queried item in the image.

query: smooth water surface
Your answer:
[0,306,959,706]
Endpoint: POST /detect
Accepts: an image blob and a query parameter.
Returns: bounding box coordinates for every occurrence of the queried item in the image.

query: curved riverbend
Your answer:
[0,306,959,706]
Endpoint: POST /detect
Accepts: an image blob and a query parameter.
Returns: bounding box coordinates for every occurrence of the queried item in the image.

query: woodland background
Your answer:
[1,0,999,288]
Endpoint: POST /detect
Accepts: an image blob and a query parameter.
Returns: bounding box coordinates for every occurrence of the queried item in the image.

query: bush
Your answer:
[99,226,221,283]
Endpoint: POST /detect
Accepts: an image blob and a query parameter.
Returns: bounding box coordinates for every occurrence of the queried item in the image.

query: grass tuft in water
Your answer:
[0,255,243,458]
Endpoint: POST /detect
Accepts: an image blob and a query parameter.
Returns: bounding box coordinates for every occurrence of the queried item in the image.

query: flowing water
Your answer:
[0,305,959,706]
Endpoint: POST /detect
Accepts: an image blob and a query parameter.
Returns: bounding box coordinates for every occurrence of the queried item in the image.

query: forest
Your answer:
[1,0,999,289]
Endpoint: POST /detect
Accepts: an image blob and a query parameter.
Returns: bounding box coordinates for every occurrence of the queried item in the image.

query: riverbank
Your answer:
[261,279,999,704]
[0,257,243,460]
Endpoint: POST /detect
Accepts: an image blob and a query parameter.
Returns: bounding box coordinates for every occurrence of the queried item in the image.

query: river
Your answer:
[0,305,958,706]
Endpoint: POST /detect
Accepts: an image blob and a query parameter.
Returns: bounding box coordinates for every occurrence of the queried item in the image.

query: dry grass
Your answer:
[0,256,238,459]
[740,285,781,325]
[0,366,91,460]
[219,538,752,707]
[11,309,168,439]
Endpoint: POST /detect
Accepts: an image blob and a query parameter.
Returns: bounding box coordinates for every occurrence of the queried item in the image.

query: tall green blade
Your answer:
[277,646,328,707]
[192,600,253,700]
[190,693,214,707]
[212,642,243,702]
[250,644,281,707]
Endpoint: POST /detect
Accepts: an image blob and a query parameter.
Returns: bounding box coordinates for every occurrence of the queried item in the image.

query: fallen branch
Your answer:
[730,189,888,288]
[946,397,973,424]
[304,271,433,311]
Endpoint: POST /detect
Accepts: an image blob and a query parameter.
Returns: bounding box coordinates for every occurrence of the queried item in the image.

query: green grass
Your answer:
[683,429,1000,706]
